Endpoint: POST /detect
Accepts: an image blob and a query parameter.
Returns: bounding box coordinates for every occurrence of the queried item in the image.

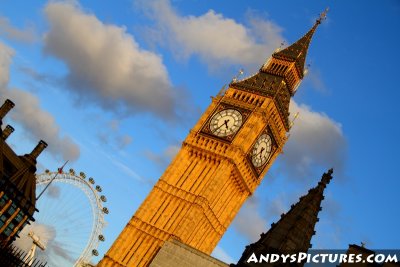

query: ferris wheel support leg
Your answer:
[25,244,37,266]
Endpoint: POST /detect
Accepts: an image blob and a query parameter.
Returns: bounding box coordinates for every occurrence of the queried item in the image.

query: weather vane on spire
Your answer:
[317,7,329,24]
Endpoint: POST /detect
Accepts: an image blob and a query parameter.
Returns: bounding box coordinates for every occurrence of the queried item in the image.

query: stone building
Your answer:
[0,99,47,247]
[98,10,328,267]
[148,169,333,267]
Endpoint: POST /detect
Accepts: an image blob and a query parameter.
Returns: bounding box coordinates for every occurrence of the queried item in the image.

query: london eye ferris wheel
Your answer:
[14,168,109,266]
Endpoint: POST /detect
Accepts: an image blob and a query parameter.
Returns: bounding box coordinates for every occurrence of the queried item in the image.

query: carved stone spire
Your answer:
[230,9,327,131]
[269,8,328,82]
[233,169,333,267]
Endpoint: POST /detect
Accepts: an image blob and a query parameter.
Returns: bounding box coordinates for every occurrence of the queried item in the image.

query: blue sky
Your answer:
[1,0,399,265]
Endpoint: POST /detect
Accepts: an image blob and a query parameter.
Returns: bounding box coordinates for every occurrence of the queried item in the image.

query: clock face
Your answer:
[251,134,272,167]
[209,109,243,137]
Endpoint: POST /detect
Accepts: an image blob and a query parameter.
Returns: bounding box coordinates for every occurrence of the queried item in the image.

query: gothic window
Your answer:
[0,214,7,228]
[8,203,17,215]
[0,194,9,208]
[15,210,24,223]
[3,225,12,237]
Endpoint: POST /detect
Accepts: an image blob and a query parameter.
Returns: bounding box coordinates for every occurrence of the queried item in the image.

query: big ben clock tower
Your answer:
[98,11,327,267]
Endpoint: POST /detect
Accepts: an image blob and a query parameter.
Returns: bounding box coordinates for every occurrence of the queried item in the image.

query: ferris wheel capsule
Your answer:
[45,169,50,173]
[92,249,99,256]
[98,235,105,242]
[69,168,75,175]
[100,195,107,202]
[95,185,102,192]
[89,177,95,184]
[102,207,109,214]
[80,172,86,179]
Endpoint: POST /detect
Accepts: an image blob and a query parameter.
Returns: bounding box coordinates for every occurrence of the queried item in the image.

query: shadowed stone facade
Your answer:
[233,169,333,267]
[0,99,47,247]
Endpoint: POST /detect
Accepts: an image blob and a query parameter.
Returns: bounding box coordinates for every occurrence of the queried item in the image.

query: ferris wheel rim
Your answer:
[35,170,108,266]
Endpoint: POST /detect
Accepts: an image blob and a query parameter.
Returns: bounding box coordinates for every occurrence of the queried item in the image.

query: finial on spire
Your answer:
[289,112,300,129]
[316,8,329,24]
[2,125,14,140]
[217,84,227,97]
[320,168,333,186]
[0,99,15,121]
[232,68,244,82]
[29,140,48,160]
[274,41,285,53]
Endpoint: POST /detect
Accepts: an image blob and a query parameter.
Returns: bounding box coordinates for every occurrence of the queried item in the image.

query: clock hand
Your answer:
[259,147,265,158]
[214,119,229,131]
[224,119,230,129]
[254,147,265,158]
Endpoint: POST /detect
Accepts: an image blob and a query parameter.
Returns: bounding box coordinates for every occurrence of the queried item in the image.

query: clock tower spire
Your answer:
[230,8,326,130]
[99,11,326,267]
[271,8,328,82]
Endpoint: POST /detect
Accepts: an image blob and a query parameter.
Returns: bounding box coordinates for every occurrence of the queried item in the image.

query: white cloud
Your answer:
[47,184,61,199]
[232,196,267,242]
[265,194,292,219]
[116,134,133,149]
[0,42,13,88]
[4,88,80,161]
[0,16,37,43]
[96,119,133,150]
[282,101,347,181]
[43,2,180,119]
[144,144,180,169]
[14,223,56,252]
[14,223,75,265]
[0,41,80,161]
[304,68,328,94]
[140,0,284,69]
[233,192,299,242]
[51,240,76,263]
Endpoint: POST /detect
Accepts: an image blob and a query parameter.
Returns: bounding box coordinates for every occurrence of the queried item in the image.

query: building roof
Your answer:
[0,99,47,218]
[229,10,327,131]
[1,140,41,217]
[271,8,327,80]
[272,15,323,80]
